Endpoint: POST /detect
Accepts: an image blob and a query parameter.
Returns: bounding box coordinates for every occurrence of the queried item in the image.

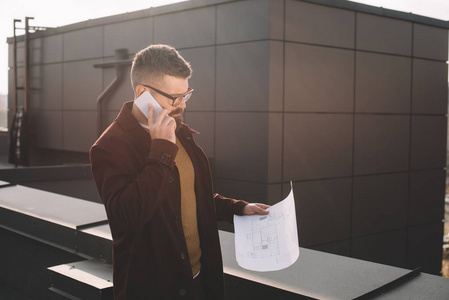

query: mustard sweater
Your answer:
[175,138,202,277]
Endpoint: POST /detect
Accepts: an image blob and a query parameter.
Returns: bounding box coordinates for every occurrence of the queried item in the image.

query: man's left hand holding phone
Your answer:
[134,91,177,144]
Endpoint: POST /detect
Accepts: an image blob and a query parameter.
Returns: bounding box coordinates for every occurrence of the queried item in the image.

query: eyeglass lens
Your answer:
[173,92,192,106]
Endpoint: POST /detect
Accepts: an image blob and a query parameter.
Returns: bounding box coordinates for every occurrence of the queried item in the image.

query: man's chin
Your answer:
[173,115,183,127]
[169,109,184,127]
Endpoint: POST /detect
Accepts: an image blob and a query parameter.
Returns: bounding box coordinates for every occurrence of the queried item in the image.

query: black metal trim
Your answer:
[0,183,17,189]
[352,267,421,299]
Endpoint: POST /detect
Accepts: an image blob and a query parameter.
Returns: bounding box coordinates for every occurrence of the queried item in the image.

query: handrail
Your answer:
[12,19,21,116]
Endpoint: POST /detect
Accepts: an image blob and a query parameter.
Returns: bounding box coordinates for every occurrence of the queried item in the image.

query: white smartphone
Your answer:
[134,91,163,121]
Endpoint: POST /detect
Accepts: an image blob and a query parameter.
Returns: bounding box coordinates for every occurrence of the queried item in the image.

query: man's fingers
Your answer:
[255,203,270,211]
[161,115,176,128]
[147,104,154,124]
[257,204,270,210]
[147,107,176,144]
[256,206,270,214]
[155,109,171,124]
[243,203,270,215]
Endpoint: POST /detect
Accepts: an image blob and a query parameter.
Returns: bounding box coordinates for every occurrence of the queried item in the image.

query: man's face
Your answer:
[142,75,189,126]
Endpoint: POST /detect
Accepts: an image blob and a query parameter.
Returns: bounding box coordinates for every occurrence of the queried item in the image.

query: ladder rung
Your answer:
[15,87,40,91]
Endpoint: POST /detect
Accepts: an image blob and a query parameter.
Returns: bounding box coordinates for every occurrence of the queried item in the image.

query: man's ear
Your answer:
[135,85,145,99]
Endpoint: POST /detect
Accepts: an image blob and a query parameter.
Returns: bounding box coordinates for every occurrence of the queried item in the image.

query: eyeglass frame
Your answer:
[140,83,193,107]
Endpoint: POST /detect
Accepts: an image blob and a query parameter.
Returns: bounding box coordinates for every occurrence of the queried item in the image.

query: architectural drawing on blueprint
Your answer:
[247,213,281,259]
[234,181,299,271]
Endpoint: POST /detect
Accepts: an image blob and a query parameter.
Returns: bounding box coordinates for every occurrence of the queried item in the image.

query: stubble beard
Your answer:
[169,107,184,128]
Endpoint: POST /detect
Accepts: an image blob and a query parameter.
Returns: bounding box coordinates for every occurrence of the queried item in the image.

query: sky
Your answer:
[0,0,448,96]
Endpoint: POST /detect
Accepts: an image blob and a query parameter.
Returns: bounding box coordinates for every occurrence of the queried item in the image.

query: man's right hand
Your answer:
[148,104,176,144]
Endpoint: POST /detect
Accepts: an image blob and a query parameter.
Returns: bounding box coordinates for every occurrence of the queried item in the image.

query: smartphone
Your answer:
[134,91,163,121]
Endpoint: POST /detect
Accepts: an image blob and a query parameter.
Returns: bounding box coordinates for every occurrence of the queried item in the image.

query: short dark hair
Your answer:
[130,44,192,91]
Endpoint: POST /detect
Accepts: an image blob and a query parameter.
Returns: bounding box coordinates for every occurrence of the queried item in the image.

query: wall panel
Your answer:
[63,111,97,152]
[216,42,270,111]
[413,24,448,61]
[63,60,103,110]
[63,27,103,61]
[104,18,153,57]
[410,116,447,170]
[285,0,355,48]
[352,173,408,237]
[357,13,412,55]
[293,178,352,246]
[285,43,354,112]
[412,59,448,114]
[183,111,215,159]
[215,112,270,182]
[352,229,407,267]
[355,52,411,113]
[217,0,272,44]
[409,170,446,226]
[154,6,215,48]
[354,115,410,175]
[42,34,63,64]
[31,110,63,149]
[283,113,353,181]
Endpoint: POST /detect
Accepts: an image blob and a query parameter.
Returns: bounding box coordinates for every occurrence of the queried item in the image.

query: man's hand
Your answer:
[148,104,176,144]
[243,203,270,215]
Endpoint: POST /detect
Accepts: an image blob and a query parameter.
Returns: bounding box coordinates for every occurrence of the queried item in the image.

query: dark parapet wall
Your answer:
[6,0,449,275]
[0,164,101,203]
[0,227,85,300]
[1,183,448,299]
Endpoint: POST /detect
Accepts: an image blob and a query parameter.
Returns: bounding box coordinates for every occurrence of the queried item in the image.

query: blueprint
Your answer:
[234,182,299,272]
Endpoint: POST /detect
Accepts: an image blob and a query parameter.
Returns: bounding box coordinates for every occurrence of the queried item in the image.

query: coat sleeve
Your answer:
[213,193,248,223]
[90,138,178,233]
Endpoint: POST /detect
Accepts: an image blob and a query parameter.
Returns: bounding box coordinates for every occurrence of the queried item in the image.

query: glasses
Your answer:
[141,84,193,107]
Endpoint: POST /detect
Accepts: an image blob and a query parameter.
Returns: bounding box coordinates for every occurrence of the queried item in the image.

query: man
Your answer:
[90,44,269,300]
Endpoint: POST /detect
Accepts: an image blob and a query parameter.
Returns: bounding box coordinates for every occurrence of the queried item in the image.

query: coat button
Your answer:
[180,252,186,260]
[179,289,186,296]
[168,176,174,183]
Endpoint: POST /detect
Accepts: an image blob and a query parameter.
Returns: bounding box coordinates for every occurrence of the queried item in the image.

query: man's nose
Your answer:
[179,99,187,109]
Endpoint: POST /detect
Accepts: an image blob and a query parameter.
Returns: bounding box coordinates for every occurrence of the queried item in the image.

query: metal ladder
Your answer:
[9,17,49,166]
[12,17,49,116]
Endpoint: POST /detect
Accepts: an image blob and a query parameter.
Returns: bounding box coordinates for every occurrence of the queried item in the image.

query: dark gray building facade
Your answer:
[7,0,449,275]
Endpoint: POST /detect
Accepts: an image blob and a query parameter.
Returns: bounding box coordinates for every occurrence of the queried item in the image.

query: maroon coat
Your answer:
[90,102,247,300]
